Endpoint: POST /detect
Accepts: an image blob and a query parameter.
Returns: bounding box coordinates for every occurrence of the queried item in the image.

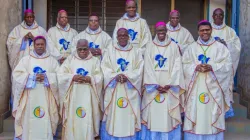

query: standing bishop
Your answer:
[113,0,151,55]
[183,20,232,140]
[48,10,78,64]
[12,36,59,140]
[58,39,102,140]
[166,10,194,54]
[101,28,144,139]
[141,22,185,140]
[72,13,111,59]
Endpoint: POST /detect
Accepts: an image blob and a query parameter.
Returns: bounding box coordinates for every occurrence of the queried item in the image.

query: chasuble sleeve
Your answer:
[209,43,232,106]
[7,26,24,69]
[182,44,197,90]
[101,50,119,89]
[170,44,185,91]
[91,58,103,103]
[12,56,30,115]
[143,43,159,86]
[57,55,75,101]
[45,35,62,60]
[228,28,241,75]
[45,57,60,104]
[123,49,144,93]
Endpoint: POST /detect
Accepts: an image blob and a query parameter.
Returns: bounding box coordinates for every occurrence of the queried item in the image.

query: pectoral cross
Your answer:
[159,57,164,66]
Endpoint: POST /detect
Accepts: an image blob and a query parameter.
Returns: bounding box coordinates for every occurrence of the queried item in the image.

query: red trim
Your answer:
[212,25,226,30]
[184,130,225,135]
[141,123,181,133]
[197,40,216,46]
[166,26,182,32]
[123,18,140,22]
[153,40,171,47]
[184,70,226,133]
[114,45,133,52]
[74,53,93,60]
[86,30,102,35]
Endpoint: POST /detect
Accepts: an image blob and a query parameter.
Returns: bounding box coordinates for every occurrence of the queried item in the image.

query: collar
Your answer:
[21,21,39,29]
[122,13,140,21]
[31,50,49,58]
[212,22,226,30]
[153,34,171,46]
[166,22,181,31]
[56,23,70,31]
[197,37,215,46]
[74,51,93,60]
[85,26,102,35]
[114,42,133,51]
[118,42,130,50]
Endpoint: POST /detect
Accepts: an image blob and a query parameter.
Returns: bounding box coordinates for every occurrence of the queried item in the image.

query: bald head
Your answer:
[213,8,224,15]
[57,10,68,28]
[77,39,89,48]
[212,8,224,25]
[125,0,137,18]
[169,10,180,27]
[77,39,90,59]
[169,10,180,17]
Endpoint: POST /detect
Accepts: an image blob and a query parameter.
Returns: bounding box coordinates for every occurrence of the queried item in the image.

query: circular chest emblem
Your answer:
[199,92,210,104]
[117,97,128,108]
[34,106,45,118]
[154,94,165,103]
[76,107,86,118]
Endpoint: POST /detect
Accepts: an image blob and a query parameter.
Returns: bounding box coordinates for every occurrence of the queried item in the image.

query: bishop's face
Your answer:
[156,25,167,42]
[24,12,35,26]
[198,25,212,42]
[34,39,46,56]
[126,1,137,18]
[213,9,224,26]
[117,29,129,47]
[88,16,99,31]
[77,43,90,59]
[57,12,68,28]
[169,12,180,27]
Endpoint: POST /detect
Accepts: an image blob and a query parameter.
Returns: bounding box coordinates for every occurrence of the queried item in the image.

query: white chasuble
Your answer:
[101,43,144,138]
[212,23,241,102]
[7,21,61,70]
[141,36,185,134]
[57,52,102,140]
[48,23,78,58]
[12,51,59,140]
[71,27,111,58]
[113,13,152,55]
[166,22,195,54]
[183,38,232,135]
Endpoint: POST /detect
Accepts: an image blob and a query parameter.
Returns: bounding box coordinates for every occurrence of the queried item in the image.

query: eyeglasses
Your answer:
[77,48,88,51]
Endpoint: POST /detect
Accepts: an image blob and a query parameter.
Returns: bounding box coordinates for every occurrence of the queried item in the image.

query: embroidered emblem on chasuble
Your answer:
[198,54,210,64]
[154,94,165,103]
[34,106,45,118]
[76,68,89,76]
[199,92,210,104]
[128,29,138,41]
[154,54,167,69]
[76,107,86,118]
[89,42,100,49]
[33,67,46,74]
[117,97,128,108]
[117,58,129,72]
[59,38,70,51]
